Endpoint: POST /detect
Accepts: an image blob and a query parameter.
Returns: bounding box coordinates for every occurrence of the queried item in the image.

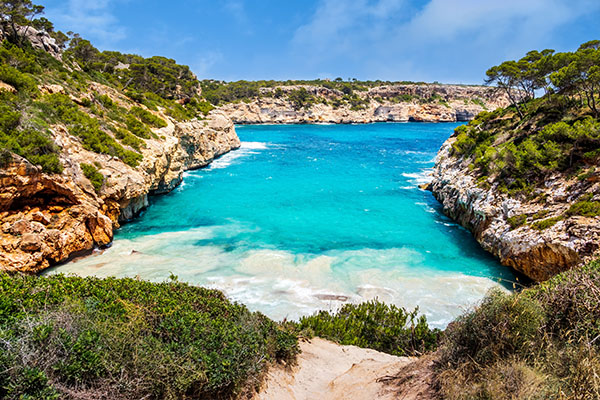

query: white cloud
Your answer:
[191,51,224,79]
[44,0,126,47]
[405,0,590,42]
[291,0,600,81]
[293,0,406,56]
[224,0,247,23]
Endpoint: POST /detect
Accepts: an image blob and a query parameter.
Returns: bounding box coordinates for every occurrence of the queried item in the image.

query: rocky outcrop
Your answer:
[220,84,511,124]
[0,109,240,273]
[429,137,600,281]
[15,26,62,59]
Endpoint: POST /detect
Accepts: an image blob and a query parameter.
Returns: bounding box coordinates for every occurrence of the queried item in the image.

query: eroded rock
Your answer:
[429,137,600,281]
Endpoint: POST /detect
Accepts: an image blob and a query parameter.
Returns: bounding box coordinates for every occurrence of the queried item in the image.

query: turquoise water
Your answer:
[51,123,515,328]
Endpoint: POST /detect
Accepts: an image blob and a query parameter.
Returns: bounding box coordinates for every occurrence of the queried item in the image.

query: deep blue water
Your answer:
[51,123,514,327]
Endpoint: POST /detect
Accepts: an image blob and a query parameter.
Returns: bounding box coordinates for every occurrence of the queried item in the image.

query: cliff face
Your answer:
[219,84,511,124]
[0,108,240,273]
[429,137,600,282]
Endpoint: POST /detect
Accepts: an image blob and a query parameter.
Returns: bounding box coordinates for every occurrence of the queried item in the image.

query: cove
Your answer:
[49,123,515,328]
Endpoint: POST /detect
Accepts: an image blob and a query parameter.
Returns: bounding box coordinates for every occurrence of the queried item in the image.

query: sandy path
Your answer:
[255,338,414,400]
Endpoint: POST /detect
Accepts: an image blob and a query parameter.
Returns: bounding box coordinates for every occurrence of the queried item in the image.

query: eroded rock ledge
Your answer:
[219,84,512,124]
[0,111,240,273]
[429,137,600,281]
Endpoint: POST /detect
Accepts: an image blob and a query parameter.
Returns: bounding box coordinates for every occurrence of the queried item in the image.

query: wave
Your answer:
[402,169,433,186]
[207,142,270,170]
[50,240,506,329]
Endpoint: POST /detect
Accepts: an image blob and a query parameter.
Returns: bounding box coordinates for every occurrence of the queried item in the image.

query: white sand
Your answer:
[255,338,417,400]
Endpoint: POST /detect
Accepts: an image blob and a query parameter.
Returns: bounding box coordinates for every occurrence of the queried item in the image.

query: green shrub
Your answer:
[0,64,37,93]
[114,127,145,151]
[0,95,63,173]
[81,163,104,192]
[436,260,600,399]
[567,200,600,217]
[125,114,153,138]
[35,94,142,167]
[532,216,563,230]
[507,214,527,229]
[0,273,298,399]
[130,106,167,128]
[296,300,439,356]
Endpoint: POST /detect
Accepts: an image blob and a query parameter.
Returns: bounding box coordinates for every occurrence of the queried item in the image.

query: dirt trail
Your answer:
[255,338,432,400]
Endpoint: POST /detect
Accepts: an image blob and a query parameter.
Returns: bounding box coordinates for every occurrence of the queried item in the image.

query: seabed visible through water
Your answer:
[49,123,516,328]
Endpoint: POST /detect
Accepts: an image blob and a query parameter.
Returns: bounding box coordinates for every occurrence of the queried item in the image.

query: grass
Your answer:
[0,273,298,400]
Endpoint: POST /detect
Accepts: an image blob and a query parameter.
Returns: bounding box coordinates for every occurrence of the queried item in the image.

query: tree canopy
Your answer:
[485,40,600,118]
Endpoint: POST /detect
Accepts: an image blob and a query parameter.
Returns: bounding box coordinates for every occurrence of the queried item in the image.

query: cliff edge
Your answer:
[216,83,512,124]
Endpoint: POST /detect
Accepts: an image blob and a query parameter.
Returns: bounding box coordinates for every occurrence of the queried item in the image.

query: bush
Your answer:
[0,64,37,93]
[532,216,563,230]
[114,127,145,151]
[567,200,600,217]
[81,163,104,192]
[295,300,439,356]
[507,214,527,229]
[0,273,298,399]
[130,106,167,128]
[125,114,153,138]
[35,94,142,167]
[0,94,63,174]
[435,260,600,399]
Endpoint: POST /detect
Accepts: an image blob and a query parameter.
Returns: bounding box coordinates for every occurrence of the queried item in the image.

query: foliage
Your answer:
[435,260,600,399]
[451,93,600,194]
[567,199,600,217]
[295,300,439,356]
[0,0,47,46]
[485,42,600,118]
[0,273,298,400]
[287,88,316,110]
[0,90,63,173]
[80,162,104,192]
[35,94,142,167]
[507,214,527,229]
[531,216,563,230]
[129,106,166,128]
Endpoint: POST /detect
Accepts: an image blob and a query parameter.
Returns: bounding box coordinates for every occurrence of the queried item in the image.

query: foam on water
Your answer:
[49,123,515,328]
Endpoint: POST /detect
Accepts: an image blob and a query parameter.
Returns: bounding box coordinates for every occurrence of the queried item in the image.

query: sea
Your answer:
[48,123,516,328]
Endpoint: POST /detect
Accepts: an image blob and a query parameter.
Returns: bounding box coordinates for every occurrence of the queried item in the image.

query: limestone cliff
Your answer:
[219,84,511,124]
[429,135,600,282]
[0,108,240,273]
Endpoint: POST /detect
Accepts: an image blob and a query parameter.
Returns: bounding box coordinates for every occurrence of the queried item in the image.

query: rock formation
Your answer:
[0,102,240,273]
[219,84,512,124]
[429,136,600,281]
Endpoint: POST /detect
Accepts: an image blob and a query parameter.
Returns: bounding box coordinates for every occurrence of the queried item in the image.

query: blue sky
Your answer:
[40,0,600,84]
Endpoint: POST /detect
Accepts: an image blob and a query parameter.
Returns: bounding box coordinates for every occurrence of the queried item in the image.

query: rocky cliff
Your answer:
[429,135,600,282]
[0,98,240,273]
[219,84,511,124]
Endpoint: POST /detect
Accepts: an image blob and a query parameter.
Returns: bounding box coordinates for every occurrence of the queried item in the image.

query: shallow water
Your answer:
[49,123,515,328]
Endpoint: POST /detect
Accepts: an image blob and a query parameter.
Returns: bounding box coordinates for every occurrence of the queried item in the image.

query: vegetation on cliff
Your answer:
[0,1,214,175]
[450,41,599,223]
[199,78,480,111]
[0,273,298,399]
